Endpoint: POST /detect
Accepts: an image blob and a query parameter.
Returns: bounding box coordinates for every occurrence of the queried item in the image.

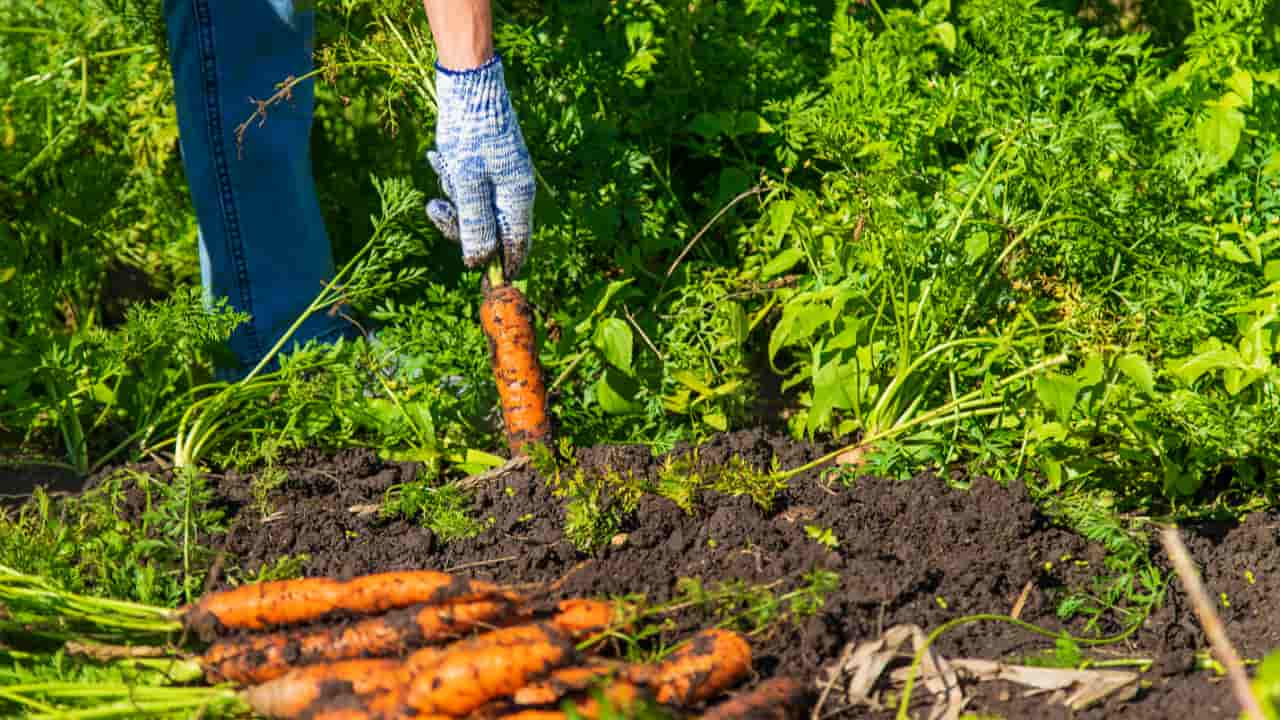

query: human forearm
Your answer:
[423,0,494,70]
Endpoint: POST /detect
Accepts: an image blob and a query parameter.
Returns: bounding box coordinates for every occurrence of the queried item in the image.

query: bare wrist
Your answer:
[424,0,495,71]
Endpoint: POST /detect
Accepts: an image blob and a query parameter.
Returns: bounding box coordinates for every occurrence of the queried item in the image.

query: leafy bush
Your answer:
[6,0,1280,551]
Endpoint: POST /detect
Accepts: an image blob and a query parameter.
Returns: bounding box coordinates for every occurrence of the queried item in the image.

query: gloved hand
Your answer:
[425,54,536,281]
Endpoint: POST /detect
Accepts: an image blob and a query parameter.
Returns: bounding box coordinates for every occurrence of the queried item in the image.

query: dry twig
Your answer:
[1159,526,1265,720]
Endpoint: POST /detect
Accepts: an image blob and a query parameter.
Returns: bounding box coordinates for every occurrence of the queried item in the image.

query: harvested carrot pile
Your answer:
[179,570,811,719]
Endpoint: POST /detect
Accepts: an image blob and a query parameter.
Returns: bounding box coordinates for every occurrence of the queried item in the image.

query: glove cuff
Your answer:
[434,52,501,77]
[435,53,508,115]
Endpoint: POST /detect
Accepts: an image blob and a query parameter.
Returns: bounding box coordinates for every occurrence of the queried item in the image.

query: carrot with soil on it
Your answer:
[178,570,518,639]
[548,598,633,640]
[700,676,812,720]
[480,261,552,455]
[563,679,651,718]
[240,658,406,719]
[512,657,627,706]
[203,597,518,684]
[405,622,577,716]
[305,699,453,720]
[640,628,753,706]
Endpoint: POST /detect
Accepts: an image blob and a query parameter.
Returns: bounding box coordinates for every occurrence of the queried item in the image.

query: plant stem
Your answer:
[488,260,506,289]
[775,353,1068,480]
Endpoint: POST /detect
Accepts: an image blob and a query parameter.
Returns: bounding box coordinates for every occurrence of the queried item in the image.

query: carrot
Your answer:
[549,598,632,639]
[572,679,648,715]
[304,693,452,720]
[180,570,517,639]
[306,711,370,720]
[203,597,516,684]
[480,272,552,455]
[240,658,404,719]
[512,658,625,706]
[405,622,576,715]
[700,676,812,720]
[503,684,648,720]
[644,629,753,706]
[306,708,444,720]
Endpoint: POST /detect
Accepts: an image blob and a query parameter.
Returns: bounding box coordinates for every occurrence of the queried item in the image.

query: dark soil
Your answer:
[1,460,82,505]
[96,429,1279,718]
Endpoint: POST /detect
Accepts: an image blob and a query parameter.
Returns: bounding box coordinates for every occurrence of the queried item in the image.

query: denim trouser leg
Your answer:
[164,0,351,379]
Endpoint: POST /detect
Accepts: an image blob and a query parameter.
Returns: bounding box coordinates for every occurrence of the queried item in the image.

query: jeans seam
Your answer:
[193,0,261,360]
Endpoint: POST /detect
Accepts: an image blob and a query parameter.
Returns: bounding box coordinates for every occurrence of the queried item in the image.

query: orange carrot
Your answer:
[700,676,812,719]
[569,680,649,716]
[203,597,517,684]
[480,281,552,454]
[512,658,625,706]
[549,598,632,639]
[240,658,403,719]
[305,695,451,720]
[180,570,517,638]
[502,683,649,720]
[306,711,370,720]
[644,629,753,706]
[306,709,442,720]
[405,622,576,715]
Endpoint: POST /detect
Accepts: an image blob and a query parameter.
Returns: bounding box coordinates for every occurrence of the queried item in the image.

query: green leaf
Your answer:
[1256,70,1280,87]
[1265,260,1280,282]
[1168,343,1241,384]
[1117,354,1155,395]
[594,317,633,374]
[0,267,14,284]
[595,369,640,415]
[1029,421,1069,442]
[1216,240,1252,264]
[1163,459,1200,496]
[672,369,716,397]
[702,409,728,431]
[923,0,950,20]
[731,111,773,137]
[1227,70,1253,106]
[809,359,858,433]
[761,248,805,280]
[1034,373,1080,421]
[574,279,635,336]
[1263,151,1280,177]
[1040,458,1063,488]
[768,299,836,368]
[932,22,956,52]
[1074,353,1105,387]
[404,401,436,438]
[963,230,990,264]
[724,301,748,347]
[1197,101,1246,173]
[769,200,796,242]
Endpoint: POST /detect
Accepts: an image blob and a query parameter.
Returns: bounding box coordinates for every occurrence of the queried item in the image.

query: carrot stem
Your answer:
[488,260,506,289]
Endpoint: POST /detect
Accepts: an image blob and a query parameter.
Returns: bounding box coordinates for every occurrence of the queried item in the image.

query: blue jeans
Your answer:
[164,0,352,379]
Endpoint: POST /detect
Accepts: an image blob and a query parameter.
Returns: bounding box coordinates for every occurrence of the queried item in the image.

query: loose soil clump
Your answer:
[98,429,1278,718]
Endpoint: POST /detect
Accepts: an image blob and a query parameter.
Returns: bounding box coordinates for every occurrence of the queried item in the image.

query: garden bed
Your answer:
[80,429,1278,719]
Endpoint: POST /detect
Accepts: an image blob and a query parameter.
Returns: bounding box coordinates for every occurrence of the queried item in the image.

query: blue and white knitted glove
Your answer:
[426,54,536,280]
